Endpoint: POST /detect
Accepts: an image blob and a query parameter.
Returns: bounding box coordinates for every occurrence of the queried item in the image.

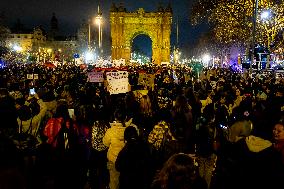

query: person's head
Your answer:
[54,100,70,119]
[76,104,95,126]
[124,126,138,142]
[273,121,284,141]
[140,95,152,114]
[174,95,190,113]
[113,108,127,123]
[18,105,32,121]
[235,88,242,97]
[153,153,197,189]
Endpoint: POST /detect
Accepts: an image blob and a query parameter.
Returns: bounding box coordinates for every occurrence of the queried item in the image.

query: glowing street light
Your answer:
[13,45,23,52]
[85,51,95,63]
[202,54,211,67]
[95,5,103,50]
[261,10,271,20]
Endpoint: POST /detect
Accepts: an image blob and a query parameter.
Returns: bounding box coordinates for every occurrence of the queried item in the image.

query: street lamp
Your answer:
[250,0,259,74]
[95,5,103,51]
[261,10,271,20]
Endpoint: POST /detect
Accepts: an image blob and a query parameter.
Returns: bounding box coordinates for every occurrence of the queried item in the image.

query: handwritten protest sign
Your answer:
[106,71,129,95]
[27,74,34,80]
[87,72,104,82]
[33,74,39,80]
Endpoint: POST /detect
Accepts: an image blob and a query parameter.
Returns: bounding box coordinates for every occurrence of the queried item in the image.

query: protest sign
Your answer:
[106,71,129,95]
[33,74,39,80]
[27,74,34,80]
[87,72,104,82]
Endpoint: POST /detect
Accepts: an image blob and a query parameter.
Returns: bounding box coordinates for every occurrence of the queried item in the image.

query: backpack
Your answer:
[44,118,79,160]
[13,118,39,155]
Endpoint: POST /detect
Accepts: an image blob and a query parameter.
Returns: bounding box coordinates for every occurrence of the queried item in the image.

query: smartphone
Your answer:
[68,109,75,118]
[29,88,35,95]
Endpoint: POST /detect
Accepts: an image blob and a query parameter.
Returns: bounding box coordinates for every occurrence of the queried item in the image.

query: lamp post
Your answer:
[250,0,259,74]
[95,5,103,55]
[88,21,91,50]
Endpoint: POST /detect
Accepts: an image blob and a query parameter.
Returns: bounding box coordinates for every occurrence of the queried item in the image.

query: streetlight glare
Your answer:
[13,45,23,52]
[261,10,270,20]
[95,16,102,25]
[202,54,211,63]
[85,51,94,61]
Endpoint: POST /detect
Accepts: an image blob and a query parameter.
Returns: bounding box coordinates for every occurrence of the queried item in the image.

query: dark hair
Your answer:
[29,99,40,117]
[173,95,190,113]
[202,103,215,123]
[113,109,127,123]
[18,105,32,121]
[152,153,197,189]
[54,101,70,120]
[124,126,138,142]
[76,105,95,126]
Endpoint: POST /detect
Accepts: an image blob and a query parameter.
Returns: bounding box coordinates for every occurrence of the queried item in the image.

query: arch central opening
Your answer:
[131,34,152,64]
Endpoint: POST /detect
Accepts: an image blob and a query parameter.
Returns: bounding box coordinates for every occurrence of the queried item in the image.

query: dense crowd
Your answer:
[0,62,283,189]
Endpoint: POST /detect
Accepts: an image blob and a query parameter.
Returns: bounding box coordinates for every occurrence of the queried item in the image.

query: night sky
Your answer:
[0,0,208,56]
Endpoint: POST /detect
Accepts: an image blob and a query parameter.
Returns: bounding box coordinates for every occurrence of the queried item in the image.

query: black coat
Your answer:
[115,139,153,189]
[212,138,283,189]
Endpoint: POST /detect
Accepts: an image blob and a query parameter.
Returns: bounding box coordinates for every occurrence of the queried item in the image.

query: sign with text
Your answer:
[106,71,129,95]
[27,74,34,80]
[87,72,104,82]
[33,74,39,80]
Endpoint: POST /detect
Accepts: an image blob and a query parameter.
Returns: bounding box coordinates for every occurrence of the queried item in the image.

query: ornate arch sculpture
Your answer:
[110,4,172,64]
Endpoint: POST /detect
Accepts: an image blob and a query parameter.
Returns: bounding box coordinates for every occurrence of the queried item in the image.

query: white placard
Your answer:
[33,74,39,80]
[106,71,129,95]
[27,74,33,80]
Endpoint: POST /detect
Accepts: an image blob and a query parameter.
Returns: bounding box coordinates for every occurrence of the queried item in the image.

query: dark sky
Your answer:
[0,0,208,56]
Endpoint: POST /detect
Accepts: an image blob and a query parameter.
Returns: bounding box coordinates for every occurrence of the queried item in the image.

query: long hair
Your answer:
[76,104,95,126]
[54,100,70,120]
[152,153,196,189]
[140,95,152,116]
[173,95,191,114]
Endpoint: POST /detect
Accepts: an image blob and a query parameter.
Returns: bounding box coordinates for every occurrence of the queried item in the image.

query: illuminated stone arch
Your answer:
[110,4,172,64]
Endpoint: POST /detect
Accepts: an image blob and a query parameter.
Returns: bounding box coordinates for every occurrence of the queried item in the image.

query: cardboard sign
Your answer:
[33,74,39,80]
[27,74,34,80]
[106,71,129,95]
[87,72,104,82]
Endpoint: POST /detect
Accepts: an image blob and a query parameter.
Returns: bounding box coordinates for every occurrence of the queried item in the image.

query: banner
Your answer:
[27,74,34,80]
[33,74,39,80]
[106,71,129,95]
[87,72,104,82]
[138,73,155,88]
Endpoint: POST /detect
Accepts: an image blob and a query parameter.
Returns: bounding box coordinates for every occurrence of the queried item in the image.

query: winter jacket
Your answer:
[214,135,282,189]
[17,99,47,136]
[103,119,137,163]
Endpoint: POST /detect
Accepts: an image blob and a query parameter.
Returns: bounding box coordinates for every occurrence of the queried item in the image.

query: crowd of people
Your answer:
[0,62,283,189]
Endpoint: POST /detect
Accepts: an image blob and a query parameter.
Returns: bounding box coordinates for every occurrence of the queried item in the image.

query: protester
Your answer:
[151,153,207,189]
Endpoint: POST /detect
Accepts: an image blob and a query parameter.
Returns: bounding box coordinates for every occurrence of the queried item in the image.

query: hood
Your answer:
[246,135,272,152]
[109,118,134,128]
[109,122,124,127]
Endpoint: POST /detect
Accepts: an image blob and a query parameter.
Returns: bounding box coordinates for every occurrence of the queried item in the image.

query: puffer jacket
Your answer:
[103,122,126,163]
[103,119,138,163]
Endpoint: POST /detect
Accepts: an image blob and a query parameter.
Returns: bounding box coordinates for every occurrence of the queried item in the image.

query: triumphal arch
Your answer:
[110,4,172,64]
